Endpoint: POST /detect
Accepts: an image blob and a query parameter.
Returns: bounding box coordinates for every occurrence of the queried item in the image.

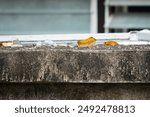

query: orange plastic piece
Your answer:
[104,41,118,46]
[77,37,96,47]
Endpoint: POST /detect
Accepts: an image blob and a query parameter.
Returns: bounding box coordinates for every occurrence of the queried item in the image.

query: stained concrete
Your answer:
[0,45,150,83]
[0,83,150,100]
[0,45,150,99]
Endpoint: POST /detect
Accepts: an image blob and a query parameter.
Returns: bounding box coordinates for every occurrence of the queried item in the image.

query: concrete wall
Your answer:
[0,46,150,99]
[0,46,150,83]
[0,83,150,100]
[0,0,90,34]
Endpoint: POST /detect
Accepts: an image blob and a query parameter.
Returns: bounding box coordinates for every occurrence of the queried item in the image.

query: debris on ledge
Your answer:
[103,41,118,46]
[77,37,96,48]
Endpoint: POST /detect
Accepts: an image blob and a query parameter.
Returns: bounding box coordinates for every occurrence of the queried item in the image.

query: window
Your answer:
[0,0,97,35]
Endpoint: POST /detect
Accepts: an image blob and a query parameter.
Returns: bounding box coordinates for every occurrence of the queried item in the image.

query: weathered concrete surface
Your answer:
[0,83,150,100]
[0,45,150,83]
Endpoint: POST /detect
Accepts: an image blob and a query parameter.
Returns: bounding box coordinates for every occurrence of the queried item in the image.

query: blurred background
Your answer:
[0,0,150,35]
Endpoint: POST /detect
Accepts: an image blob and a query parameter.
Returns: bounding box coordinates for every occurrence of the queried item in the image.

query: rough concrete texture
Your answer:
[0,83,150,100]
[0,45,150,83]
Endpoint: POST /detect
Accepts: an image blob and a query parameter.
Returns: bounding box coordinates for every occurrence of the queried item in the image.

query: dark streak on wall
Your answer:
[0,83,150,100]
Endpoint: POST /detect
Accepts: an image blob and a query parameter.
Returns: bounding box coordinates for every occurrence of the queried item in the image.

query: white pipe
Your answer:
[0,33,130,42]
[1,33,150,46]
[118,41,150,45]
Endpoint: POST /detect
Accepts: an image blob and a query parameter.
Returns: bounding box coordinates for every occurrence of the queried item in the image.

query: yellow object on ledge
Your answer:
[104,41,118,46]
[77,37,96,48]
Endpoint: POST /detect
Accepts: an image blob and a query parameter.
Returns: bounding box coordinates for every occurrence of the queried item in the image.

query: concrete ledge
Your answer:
[0,45,150,83]
[0,83,150,100]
